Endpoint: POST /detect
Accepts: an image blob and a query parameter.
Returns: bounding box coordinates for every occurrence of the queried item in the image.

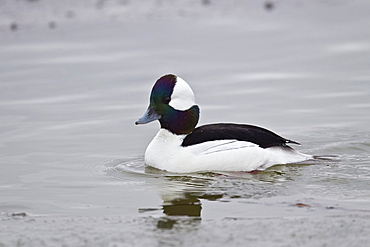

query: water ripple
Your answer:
[97,157,147,180]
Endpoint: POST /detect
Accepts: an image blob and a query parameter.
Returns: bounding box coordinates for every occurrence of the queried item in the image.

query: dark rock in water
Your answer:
[202,0,211,6]
[264,1,274,11]
[49,21,56,29]
[11,212,27,217]
[10,22,17,31]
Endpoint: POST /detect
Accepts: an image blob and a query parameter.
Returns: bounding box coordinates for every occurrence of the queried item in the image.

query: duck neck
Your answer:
[159,105,199,135]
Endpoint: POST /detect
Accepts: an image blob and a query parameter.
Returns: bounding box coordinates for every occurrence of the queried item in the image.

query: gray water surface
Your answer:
[1,1,370,246]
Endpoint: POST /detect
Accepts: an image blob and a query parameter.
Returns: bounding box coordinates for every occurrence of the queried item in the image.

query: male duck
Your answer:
[135,74,312,173]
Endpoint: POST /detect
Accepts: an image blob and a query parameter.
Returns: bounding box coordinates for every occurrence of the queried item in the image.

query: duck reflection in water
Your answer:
[155,192,223,230]
[163,194,202,217]
[142,165,307,229]
[155,194,203,230]
[143,167,223,223]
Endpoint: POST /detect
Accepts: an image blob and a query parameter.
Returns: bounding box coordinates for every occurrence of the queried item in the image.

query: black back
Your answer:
[181,123,300,148]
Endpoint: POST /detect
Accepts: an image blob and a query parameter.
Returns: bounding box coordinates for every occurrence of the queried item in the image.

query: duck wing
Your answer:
[181,123,300,148]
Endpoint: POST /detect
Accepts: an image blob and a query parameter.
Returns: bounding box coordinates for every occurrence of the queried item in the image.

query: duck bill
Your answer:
[135,106,161,125]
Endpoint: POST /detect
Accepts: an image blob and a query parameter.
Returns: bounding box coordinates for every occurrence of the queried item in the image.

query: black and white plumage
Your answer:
[135,74,312,173]
[182,123,300,148]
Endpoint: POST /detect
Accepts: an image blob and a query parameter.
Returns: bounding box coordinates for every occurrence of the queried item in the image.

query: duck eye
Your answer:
[163,97,171,104]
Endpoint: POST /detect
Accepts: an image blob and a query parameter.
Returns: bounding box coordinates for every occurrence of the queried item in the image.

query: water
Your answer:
[1,1,370,246]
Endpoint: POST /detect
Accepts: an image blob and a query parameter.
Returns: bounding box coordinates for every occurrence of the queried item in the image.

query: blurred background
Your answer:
[1,1,370,246]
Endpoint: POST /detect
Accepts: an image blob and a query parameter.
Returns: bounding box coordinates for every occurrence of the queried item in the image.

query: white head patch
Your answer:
[169,76,196,111]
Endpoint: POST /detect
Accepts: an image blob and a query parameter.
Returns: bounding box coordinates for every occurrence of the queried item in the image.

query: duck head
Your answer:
[135,74,200,135]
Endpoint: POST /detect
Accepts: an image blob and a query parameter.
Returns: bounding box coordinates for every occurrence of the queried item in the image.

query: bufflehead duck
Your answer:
[135,74,312,173]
